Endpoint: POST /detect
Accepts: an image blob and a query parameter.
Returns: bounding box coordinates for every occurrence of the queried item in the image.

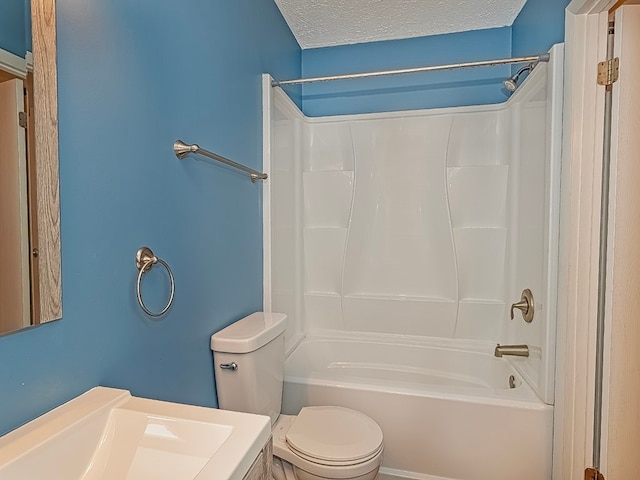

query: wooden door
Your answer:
[0,78,30,332]
[603,4,640,478]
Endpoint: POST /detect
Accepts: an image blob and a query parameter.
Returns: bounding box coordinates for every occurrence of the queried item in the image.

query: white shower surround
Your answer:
[262,44,563,480]
[302,109,509,339]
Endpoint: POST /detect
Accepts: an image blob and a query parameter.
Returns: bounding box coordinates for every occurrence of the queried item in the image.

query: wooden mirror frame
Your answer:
[32,0,61,323]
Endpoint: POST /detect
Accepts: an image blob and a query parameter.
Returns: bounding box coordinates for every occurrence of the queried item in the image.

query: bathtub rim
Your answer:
[284,330,550,410]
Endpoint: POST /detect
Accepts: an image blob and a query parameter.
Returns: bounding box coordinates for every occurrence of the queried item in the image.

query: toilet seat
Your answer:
[289,443,384,467]
[286,406,384,464]
[272,409,384,480]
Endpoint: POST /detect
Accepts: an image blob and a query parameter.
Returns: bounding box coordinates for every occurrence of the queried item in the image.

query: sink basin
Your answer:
[0,387,270,480]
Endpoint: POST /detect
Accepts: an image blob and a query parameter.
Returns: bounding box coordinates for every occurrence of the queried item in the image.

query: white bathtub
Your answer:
[281,333,552,480]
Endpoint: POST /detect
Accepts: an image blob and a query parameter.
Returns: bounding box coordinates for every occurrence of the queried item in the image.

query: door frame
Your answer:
[554,1,625,478]
[0,77,31,331]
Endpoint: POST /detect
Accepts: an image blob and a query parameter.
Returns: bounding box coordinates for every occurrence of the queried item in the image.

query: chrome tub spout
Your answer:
[494,344,530,358]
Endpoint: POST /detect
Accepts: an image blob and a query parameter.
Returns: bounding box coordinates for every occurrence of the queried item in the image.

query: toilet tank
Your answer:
[211,312,287,424]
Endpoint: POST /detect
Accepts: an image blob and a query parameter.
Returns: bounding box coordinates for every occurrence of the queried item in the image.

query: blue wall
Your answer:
[24,0,32,53]
[512,0,571,57]
[0,0,300,436]
[0,0,27,57]
[299,27,513,117]
[298,0,571,117]
[0,0,570,438]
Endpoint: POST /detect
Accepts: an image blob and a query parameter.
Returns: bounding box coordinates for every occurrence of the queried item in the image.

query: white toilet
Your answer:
[211,312,384,480]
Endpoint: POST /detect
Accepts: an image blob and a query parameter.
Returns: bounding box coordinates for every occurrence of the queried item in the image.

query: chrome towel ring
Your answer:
[135,247,175,317]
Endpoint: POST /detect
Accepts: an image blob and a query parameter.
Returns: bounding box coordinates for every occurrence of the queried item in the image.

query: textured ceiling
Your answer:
[274,0,528,49]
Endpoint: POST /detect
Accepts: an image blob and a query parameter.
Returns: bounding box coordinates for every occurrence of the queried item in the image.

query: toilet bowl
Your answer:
[211,312,384,480]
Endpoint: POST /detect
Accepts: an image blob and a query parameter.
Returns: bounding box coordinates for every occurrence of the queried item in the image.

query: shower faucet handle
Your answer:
[510,289,535,323]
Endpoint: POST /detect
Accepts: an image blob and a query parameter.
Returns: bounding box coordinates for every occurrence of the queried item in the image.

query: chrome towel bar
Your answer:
[174,140,268,183]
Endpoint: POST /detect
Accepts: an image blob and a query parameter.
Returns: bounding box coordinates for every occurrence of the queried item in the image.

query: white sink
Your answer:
[0,387,270,480]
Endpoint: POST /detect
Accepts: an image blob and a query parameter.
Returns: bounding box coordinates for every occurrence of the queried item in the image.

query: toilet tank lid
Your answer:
[210,312,287,354]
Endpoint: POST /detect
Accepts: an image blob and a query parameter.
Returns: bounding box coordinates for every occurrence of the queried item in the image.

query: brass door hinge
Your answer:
[585,467,605,480]
[597,57,619,86]
[18,111,27,128]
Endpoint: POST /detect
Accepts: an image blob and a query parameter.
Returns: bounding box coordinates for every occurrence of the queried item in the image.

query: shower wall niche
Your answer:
[264,44,563,404]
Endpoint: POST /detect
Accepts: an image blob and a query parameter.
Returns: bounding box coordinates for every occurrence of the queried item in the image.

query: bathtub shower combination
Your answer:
[263,45,563,480]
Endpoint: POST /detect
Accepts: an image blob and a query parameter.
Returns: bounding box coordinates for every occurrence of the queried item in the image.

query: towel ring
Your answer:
[135,247,175,317]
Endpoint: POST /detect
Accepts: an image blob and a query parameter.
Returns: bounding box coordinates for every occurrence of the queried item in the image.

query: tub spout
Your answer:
[494,344,529,358]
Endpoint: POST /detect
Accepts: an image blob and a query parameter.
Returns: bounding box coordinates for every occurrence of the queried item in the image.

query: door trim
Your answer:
[555,1,618,478]
[0,48,27,79]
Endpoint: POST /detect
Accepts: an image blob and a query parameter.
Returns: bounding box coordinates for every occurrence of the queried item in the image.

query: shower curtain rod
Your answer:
[272,53,550,87]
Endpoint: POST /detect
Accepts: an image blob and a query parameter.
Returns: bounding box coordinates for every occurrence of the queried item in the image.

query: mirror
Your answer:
[0,0,61,335]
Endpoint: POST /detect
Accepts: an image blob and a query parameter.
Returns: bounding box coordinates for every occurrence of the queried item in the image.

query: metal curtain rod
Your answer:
[174,140,268,182]
[272,53,550,87]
